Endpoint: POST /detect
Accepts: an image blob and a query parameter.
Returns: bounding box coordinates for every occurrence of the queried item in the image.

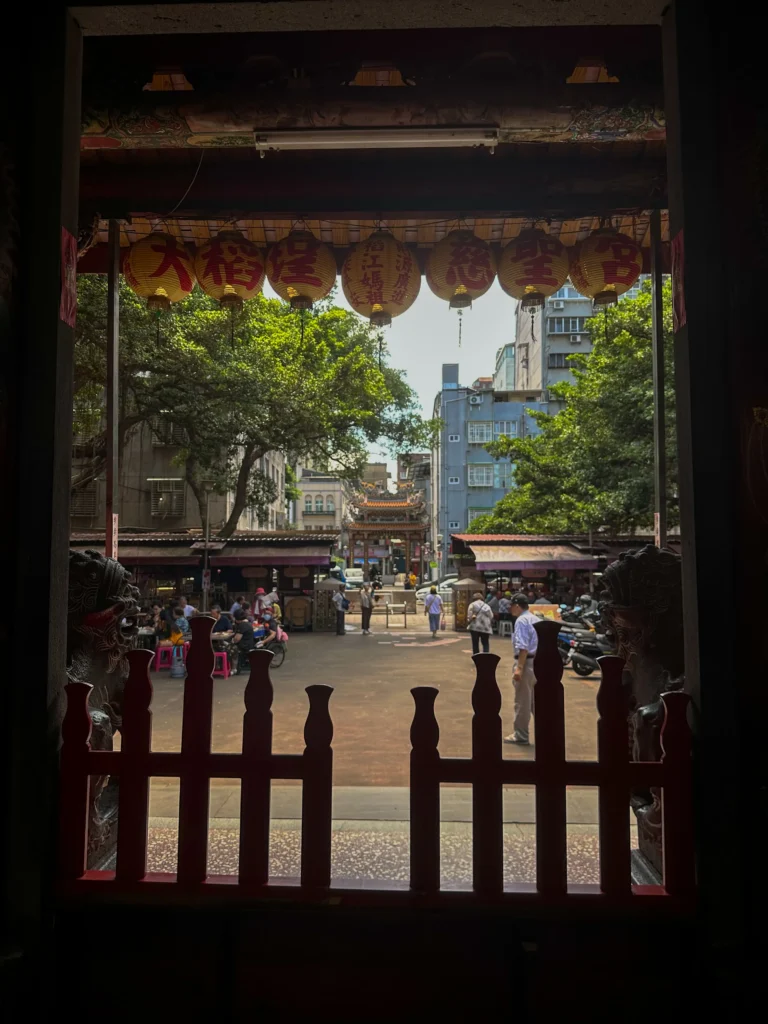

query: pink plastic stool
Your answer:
[182,640,191,662]
[154,645,173,671]
[213,650,230,678]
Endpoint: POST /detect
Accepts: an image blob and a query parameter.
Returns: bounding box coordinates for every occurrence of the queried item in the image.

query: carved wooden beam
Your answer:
[81,84,665,150]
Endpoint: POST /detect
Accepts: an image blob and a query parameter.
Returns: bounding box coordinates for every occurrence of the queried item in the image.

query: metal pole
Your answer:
[105,219,120,559]
[202,489,210,612]
[650,208,668,549]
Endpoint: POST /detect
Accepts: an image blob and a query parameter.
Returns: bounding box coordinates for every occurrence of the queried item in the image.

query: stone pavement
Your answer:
[142,631,618,884]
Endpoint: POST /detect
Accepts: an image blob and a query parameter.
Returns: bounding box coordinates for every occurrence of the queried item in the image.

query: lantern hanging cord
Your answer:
[164,150,206,220]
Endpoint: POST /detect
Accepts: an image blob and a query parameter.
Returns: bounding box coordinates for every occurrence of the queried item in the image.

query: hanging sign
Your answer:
[60,227,77,327]
[202,569,211,590]
[671,229,687,331]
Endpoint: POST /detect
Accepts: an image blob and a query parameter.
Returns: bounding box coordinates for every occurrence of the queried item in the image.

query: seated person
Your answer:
[170,607,190,646]
[254,610,277,649]
[210,604,232,633]
[240,601,254,623]
[232,610,255,652]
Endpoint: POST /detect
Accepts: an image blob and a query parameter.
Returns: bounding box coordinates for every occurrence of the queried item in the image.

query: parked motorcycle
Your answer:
[568,634,614,677]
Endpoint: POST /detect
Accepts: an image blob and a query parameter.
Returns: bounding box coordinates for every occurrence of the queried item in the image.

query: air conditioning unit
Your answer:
[469,395,483,405]
[552,300,565,309]
[570,334,585,344]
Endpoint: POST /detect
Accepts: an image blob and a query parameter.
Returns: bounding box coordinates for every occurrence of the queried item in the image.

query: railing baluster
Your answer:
[116,649,154,881]
[596,655,631,898]
[177,615,215,884]
[471,653,504,896]
[660,691,695,897]
[239,649,274,886]
[59,681,93,880]
[533,620,567,896]
[301,684,334,889]
[410,686,440,894]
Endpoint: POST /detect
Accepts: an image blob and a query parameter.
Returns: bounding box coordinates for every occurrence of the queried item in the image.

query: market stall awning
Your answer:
[209,544,333,567]
[468,543,599,571]
[69,541,199,565]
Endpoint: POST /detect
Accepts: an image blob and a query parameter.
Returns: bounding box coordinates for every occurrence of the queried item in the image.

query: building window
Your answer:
[71,482,97,516]
[150,478,185,517]
[548,352,570,368]
[448,521,461,530]
[150,417,186,446]
[448,476,460,485]
[552,285,579,299]
[549,317,587,334]
[493,462,513,489]
[494,420,517,439]
[468,464,494,487]
[447,433,461,442]
[468,508,491,524]
[305,495,313,512]
[326,496,335,512]
[467,421,493,444]
[315,496,324,512]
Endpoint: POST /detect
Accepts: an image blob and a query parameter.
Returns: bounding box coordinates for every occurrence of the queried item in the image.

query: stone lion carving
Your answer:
[600,544,684,877]
[67,549,140,866]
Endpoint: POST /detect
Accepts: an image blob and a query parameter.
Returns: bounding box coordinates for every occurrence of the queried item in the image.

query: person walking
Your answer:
[466,591,493,654]
[504,593,539,746]
[424,586,444,638]
[360,584,374,635]
[332,584,347,635]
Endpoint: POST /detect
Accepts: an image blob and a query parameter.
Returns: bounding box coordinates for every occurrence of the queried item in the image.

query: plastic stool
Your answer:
[170,645,187,678]
[154,645,174,671]
[182,640,191,663]
[213,650,230,678]
[498,620,514,638]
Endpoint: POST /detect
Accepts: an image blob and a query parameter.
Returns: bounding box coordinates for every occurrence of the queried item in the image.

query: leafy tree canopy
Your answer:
[469,281,677,536]
[74,278,436,537]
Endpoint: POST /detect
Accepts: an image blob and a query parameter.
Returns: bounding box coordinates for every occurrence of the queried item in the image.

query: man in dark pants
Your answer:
[360,584,373,635]
[332,583,347,635]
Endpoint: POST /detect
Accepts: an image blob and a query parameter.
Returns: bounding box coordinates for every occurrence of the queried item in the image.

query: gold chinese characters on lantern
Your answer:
[341,230,420,327]
[267,229,337,310]
[498,229,570,309]
[425,229,496,308]
[568,229,643,305]
[194,230,265,308]
[124,232,196,310]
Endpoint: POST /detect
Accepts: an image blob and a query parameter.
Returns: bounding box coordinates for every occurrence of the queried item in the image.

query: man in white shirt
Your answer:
[331,584,346,635]
[504,593,539,746]
[180,596,196,618]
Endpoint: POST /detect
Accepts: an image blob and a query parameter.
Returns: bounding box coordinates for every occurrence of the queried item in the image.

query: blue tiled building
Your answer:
[431,363,545,575]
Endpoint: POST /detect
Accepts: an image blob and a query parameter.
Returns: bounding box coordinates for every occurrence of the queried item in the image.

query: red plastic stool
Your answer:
[182,640,191,662]
[154,645,173,671]
[213,650,230,678]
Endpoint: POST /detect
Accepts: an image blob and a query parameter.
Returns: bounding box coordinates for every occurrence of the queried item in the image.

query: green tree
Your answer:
[74,278,435,537]
[470,281,676,535]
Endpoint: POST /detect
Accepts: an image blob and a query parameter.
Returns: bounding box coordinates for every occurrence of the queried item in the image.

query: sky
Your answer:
[264,276,519,479]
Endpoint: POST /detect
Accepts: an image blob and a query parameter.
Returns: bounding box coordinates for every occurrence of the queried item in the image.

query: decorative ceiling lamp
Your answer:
[568,228,643,305]
[124,232,196,310]
[497,228,570,310]
[341,230,420,327]
[266,229,337,310]
[193,230,266,308]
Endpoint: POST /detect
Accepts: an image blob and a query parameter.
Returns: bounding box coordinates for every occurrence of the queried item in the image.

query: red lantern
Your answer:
[194,230,265,308]
[498,229,570,309]
[568,229,643,305]
[425,229,496,308]
[267,229,337,310]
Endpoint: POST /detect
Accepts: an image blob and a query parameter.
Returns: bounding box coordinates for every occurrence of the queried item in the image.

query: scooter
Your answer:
[568,635,614,677]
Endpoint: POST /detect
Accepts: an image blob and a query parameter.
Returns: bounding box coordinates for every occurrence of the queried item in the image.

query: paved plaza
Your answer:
[144,628,632,885]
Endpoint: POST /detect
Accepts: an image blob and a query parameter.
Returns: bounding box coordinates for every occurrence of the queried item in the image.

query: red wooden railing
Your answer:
[58,616,695,906]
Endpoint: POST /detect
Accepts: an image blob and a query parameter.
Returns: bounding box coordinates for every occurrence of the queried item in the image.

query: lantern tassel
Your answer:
[300,308,306,345]
[230,305,235,352]
[458,309,463,348]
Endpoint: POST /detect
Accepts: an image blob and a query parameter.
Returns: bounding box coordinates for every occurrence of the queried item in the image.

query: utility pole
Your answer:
[201,487,211,612]
[650,209,668,549]
[105,219,120,559]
